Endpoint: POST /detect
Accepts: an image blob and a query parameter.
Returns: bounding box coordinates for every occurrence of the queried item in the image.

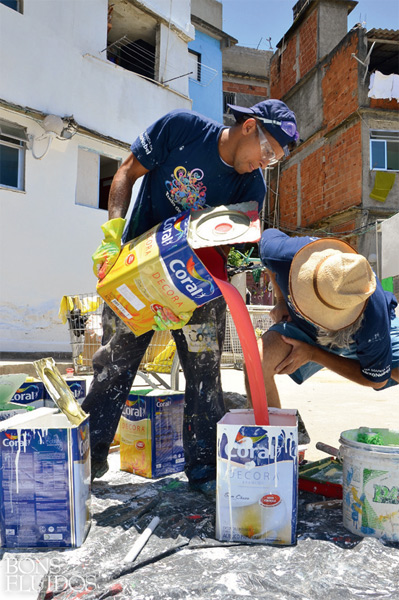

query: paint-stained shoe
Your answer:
[91,459,109,482]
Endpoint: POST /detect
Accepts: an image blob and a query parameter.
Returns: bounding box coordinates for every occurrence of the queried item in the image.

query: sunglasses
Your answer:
[256,116,300,141]
[257,124,279,167]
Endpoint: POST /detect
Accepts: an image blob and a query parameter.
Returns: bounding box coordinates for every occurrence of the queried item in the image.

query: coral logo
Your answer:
[3,431,31,448]
[156,397,172,408]
[160,214,188,247]
[186,256,214,294]
[135,441,145,450]
[12,384,40,403]
[124,396,146,418]
[156,396,169,404]
[169,257,213,299]
[173,213,186,234]
[78,425,90,456]
[235,431,268,445]
[126,397,143,408]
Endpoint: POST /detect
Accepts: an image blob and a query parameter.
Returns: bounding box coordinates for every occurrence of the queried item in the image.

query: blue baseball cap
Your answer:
[227,99,299,155]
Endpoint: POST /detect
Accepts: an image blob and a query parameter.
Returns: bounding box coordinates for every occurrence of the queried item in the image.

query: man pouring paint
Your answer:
[248,229,399,408]
[83,101,299,493]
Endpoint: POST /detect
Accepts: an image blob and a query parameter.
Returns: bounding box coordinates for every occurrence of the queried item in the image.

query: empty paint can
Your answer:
[340,428,399,542]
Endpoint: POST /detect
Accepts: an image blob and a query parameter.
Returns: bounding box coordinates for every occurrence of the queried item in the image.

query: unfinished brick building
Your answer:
[266,0,398,270]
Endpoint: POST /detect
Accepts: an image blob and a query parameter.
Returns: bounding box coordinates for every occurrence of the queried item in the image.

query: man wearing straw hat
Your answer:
[251,229,399,408]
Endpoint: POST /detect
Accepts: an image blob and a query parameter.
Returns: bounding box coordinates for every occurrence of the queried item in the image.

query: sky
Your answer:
[220,0,399,51]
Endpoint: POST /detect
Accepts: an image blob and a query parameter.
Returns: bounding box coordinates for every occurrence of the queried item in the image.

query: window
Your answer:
[76,148,120,210]
[223,92,236,114]
[114,39,156,79]
[0,120,27,190]
[0,0,22,12]
[188,50,201,82]
[105,1,158,80]
[370,130,399,171]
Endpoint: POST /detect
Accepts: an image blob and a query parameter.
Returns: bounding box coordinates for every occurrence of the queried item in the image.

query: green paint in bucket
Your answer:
[340,428,399,542]
[357,427,383,445]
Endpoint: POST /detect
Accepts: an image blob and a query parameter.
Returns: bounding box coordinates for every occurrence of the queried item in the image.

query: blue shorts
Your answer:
[269,317,399,390]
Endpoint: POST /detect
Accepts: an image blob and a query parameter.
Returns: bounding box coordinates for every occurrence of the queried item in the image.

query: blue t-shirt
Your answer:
[260,229,398,384]
[122,109,266,242]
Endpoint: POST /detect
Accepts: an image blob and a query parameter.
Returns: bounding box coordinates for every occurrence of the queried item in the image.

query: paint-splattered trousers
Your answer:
[82,297,227,484]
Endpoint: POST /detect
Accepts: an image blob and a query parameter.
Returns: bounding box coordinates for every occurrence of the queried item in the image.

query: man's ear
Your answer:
[242,118,257,136]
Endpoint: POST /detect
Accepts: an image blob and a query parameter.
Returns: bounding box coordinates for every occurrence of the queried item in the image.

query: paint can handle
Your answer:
[315,441,340,458]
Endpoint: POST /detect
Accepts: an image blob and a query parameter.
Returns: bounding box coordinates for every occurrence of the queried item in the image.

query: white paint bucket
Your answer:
[340,428,399,542]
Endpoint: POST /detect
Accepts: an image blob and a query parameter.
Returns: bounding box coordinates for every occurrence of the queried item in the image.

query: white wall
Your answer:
[146,0,193,36]
[22,0,108,56]
[381,213,399,279]
[0,0,192,353]
[158,22,190,94]
[0,1,191,140]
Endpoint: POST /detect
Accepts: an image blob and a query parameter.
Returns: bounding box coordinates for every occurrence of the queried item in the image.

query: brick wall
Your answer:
[223,81,268,96]
[321,32,359,131]
[300,122,362,227]
[270,5,318,98]
[369,97,399,111]
[270,36,297,98]
[298,8,318,79]
[324,122,362,213]
[301,147,325,225]
[277,164,298,230]
[329,219,357,248]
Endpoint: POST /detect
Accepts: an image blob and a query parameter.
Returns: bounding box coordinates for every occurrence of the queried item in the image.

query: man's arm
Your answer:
[108,153,149,219]
[277,336,389,389]
[267,269,291,324]
[92,153,150,279]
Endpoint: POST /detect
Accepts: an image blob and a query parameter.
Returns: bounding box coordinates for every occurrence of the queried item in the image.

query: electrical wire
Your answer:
[30,132,55,160]
[262,215,383,239]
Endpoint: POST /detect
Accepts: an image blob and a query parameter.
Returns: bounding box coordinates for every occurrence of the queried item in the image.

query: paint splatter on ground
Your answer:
[1,452,398,600]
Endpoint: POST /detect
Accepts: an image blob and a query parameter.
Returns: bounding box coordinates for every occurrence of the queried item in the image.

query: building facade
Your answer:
[189,0,236,122]
[0,0,194,353]
[266,0,398,279]
[222,45,272,125]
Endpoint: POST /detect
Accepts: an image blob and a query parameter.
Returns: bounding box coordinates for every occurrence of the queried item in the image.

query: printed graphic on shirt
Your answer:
[165,166,207,212]
[139,131,153,155]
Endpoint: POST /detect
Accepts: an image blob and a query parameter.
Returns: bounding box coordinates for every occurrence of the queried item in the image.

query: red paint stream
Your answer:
[195,247,269,425]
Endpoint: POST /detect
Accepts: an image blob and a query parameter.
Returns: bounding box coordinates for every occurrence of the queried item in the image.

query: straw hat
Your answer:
[289,238,376,331]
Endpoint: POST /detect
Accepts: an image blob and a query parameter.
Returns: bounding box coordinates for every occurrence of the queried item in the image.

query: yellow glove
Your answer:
[152,307,192,331]
[92,218,126,279]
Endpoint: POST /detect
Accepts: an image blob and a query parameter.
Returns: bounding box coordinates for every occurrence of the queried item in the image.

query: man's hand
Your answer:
[275,335,315,375]
[152,307,192,331]
[270,298,291,324]
[92,218,126,280]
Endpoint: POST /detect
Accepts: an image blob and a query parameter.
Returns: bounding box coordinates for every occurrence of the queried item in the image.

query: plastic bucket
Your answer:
[340,428,399,541]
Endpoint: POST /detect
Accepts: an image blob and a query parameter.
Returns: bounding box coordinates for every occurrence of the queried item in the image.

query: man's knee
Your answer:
[260,330,291,375]
[391,366,399,383]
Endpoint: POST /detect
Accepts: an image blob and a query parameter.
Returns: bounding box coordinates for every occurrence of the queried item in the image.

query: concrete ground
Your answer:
[1,357,397,462]
[222,367,399,461]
